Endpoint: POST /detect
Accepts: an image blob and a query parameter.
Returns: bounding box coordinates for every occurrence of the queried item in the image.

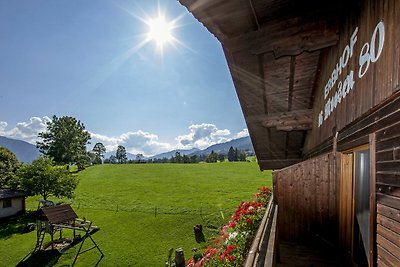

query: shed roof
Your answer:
[40,204,78,224]
[179,0,350,170]
[0,188,27,199]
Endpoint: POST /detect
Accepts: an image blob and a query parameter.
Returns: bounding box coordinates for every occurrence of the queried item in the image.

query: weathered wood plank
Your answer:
[377,245,400,267]
[376,135,400,152]
[377,184,400,198]
[376,161,400,173]
[377,214,400,237]
[376,120,400,141]
[224,17,338,56]
[376,234,400,260]
[377,193,400,210]
[376,150,395,162]
[377,224,400,248]
[261,109,313,131]
[377,203,400,224]
[376,172,400,187]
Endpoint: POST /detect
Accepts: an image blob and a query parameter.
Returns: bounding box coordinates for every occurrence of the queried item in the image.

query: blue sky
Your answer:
[0,0,248,156]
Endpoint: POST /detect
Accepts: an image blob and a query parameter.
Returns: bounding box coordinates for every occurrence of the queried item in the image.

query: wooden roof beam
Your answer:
[223,18,338,58]
[261,109,313,131]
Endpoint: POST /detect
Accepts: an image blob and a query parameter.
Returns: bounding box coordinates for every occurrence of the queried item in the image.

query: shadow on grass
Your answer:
[0,211,37,239]
[16,250,61,267]
[16,240,104,267]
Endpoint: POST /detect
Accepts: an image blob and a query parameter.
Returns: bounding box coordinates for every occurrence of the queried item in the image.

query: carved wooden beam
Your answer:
[261,109,313,131]
[223,17,338,58]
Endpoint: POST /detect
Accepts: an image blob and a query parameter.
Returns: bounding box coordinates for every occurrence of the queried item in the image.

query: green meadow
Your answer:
[0,162,271,266]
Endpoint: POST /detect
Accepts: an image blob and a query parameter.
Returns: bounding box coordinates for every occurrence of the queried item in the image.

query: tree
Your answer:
[234,148,239,162]
[217,153,225,162]
[87,151,99,165]
[238,151,247,161]
[206,150,218,163]
[104,155,117,164]
[136,153,144,163]
[190,155,198,163]
[0,147,20,188]
[116,145,127,164]
[228,146,236,162]
[182,154,190,163]
[36,115,91,170]
[92,142,106,164]
[17,156,78,200]
[175,151,182,163]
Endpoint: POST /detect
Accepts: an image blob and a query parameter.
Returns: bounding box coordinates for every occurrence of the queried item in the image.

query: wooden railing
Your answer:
[244,195,279,267]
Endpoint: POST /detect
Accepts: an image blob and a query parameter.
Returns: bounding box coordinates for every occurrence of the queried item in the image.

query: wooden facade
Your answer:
[305,0,400,155]
[376,117,400,266]
[180,0,400,266]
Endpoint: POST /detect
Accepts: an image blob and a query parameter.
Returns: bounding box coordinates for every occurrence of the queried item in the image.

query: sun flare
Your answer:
[146,15,175,50]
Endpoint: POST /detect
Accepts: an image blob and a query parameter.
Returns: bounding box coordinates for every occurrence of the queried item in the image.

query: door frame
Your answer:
[339,133,376,266]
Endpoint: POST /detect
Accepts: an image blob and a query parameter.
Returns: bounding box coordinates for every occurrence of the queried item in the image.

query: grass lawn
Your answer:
[0,162,271,266]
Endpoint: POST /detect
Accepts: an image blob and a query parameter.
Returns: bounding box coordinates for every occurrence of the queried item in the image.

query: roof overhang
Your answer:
[179,0,347,170]
[0,188,27,199]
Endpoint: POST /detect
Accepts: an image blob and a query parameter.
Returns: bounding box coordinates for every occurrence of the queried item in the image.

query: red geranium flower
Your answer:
[228,255,235,262]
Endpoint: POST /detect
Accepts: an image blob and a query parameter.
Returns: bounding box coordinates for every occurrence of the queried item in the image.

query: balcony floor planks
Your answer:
[277,235,348,267]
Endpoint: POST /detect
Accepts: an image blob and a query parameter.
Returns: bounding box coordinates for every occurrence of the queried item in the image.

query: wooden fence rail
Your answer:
[244,195,279,267]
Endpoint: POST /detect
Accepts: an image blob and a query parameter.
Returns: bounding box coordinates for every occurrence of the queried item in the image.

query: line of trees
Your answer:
[227,146,247,162]
[102,147,250,165]
[103,146,250,164]
[151,152,207,164]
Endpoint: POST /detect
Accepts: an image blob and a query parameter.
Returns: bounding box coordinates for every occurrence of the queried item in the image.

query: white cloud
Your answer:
[90,132,119,152]
[235,128,249,138]
[0,121,8,134]
[176,123,231,149]
[1,117,51,144]
[90,130,172,157]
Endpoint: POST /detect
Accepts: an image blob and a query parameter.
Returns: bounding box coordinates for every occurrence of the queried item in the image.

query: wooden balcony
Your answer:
[245,199,348,267]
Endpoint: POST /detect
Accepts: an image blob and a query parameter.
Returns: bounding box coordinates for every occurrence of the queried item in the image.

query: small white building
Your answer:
[0,188,27,219]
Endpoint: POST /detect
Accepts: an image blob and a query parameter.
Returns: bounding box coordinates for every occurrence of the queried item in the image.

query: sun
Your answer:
[146,15,175,51]
[112,3,188,56]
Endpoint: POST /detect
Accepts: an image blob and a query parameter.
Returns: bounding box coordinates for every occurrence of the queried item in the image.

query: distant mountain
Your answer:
[148,148,200,160]
[0,136,41,163]
[151,136,253,159]
[192,136,254,156]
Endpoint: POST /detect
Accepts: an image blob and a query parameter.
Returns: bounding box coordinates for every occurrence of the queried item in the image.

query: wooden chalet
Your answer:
[179,0,400,266]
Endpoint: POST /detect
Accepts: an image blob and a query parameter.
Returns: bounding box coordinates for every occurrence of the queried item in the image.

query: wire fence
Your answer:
[69,201,236,220]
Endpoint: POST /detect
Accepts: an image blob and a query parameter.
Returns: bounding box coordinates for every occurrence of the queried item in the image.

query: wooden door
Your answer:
[339,153,354,255]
